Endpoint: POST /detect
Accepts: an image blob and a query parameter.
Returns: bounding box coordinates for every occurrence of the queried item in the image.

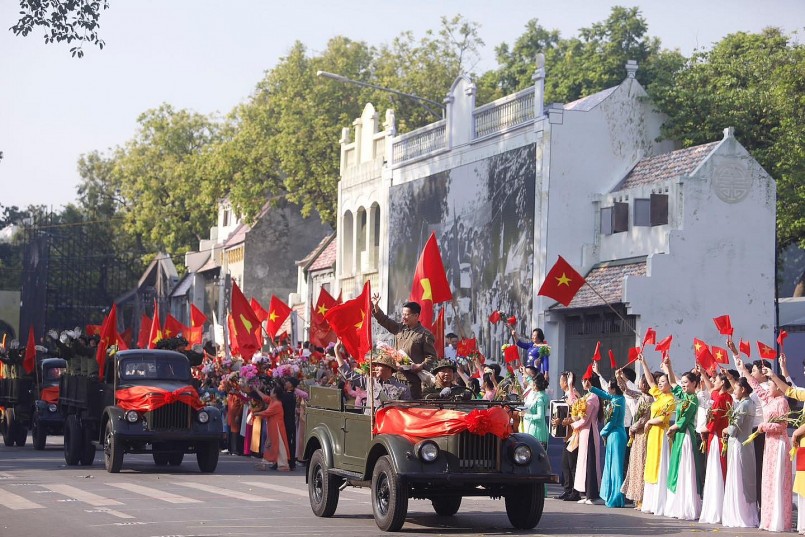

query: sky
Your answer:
[0,0,802,211]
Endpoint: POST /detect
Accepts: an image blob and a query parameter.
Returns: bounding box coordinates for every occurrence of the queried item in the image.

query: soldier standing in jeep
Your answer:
[371,296,437,399]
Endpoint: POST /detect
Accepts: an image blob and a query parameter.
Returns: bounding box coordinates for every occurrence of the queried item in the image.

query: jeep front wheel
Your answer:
[196,441,218,472]
[104,421,124,473]
[504,483,545,529]
[31,414,46,450]
[64,415,81,465]
[431,495,462,516]
[308,448,341,517]
[371,455,408,532]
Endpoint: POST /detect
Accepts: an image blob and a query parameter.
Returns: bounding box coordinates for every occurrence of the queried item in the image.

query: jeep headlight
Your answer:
[512,443,532,465]
[197,410,210,424]
[47,403,58,413]
[415,440,439,463]
[125,410,140,423]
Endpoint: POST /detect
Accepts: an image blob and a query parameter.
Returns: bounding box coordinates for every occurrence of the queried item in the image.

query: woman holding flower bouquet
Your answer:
[638,354,675,516]
[698,370,733,524]
[721,377,758,528]
[663,362,704,521]
[254,385,291,472]
[589,378,627,507]
[617,368,653,510]
[573,374,603,504]
[737,357,791,532]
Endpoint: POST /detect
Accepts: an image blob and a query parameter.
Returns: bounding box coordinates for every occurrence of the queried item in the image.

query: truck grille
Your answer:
[456,432,499,472]
[145,402,192,431]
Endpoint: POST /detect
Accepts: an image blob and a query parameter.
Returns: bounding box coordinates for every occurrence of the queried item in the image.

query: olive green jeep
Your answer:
[302,385,557,532]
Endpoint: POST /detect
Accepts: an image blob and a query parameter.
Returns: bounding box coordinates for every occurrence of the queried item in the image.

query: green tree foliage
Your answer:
[11,0,109,57]
[110,104,224,259]
[651,28,805,248]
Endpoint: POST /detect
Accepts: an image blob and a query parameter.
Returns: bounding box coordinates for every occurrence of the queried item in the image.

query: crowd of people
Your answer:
[550,338,805,534]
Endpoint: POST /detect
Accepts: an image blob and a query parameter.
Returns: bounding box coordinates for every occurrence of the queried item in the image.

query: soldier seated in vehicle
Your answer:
[423,360,473,400]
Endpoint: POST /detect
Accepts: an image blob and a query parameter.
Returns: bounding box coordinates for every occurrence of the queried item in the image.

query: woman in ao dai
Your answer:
[638,354,675,516]
[573,375,603,504]
[699,371,733,524]
[663,363,704,521]
[721,377,758,528]
[590,378,627,507]
[740,358,791,532]
[618,369,654,510]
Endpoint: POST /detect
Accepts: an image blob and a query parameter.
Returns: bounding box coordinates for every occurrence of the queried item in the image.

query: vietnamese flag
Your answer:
[266,295,292,340]
[164,314,188,339]
[713,315,734,336]
[582,363,594,380]
[85,324,102,337]
[778,330,789,352]
[711,345,729,365]
[227,314,240,356]
[757,341,777,360]
[739,338,751,358]
[250,298,269,324]
[324,281,372,363]
[642,327,656,348]
[230,282,262,360]
[504,345,520,363]
[190,304,208,328]
[136,314,151,349]
[409,232,452,330]
[310,287,340,347]
[23,326,36,375]
[626,347,641,365]
[608,349,617,369]
[592,341,602,362]
[655,335,673,353]
[694,338,716,372]
[456,338,477,357]
[537,256,586,307]
[434,307,446,359]
[96,305,120,378]
[148,301,163,349]
[488,311,501,324]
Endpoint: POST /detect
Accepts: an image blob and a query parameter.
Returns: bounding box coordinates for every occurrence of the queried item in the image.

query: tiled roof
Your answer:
[309,238,337,272]
[563,86,618,111]
[223,222,249,248]
[553,257,647,309]
[613,142,719,191]
[296,233,335,268]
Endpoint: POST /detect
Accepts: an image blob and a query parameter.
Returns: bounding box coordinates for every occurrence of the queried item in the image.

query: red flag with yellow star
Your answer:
[324,281,372,363]
[137,314,151,349]
[23,325,36,375]
[310,287,339,347]
[148,301,162,349]
[693,338,716,372]
[250,298,269,323]
[409,232,452,330]
[537,256,586,306]
[164,314,187,340]
[96,305,120,377]
[231,282,262,360]
[266,295,292,340]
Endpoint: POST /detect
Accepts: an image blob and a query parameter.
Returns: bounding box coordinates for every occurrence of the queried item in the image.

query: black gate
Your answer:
[562,306,637,381]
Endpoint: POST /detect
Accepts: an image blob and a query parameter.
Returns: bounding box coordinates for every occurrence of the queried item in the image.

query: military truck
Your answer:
[59,349,223,473]
[0,356,67,448]
[302,386,557,532]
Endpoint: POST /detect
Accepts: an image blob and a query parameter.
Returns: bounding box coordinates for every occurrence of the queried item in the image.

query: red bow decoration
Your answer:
[116,385,204,412]
[373,406,510,443]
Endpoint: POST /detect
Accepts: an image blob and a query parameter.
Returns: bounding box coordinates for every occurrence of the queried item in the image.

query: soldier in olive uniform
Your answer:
[423,360,473,400]
[371,296,437,399]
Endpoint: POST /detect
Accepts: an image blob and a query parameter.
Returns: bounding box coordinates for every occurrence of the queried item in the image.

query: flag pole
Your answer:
[579,281,641,339]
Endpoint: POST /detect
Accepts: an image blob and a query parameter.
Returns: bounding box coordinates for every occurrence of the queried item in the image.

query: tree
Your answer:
[651,28,805,249]
[10,0,109,57]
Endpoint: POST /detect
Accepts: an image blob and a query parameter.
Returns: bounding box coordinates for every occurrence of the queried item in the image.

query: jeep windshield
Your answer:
[118,356,191,381]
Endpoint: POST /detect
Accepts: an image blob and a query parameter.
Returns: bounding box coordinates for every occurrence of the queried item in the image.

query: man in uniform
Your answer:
[372,295,437,399]
[422,359,471,399]
[335,344,411,411]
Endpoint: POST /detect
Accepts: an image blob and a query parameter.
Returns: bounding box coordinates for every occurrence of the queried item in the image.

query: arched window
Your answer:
[370,202,381,270]
[342,210,354,274]
[357,207,367,271]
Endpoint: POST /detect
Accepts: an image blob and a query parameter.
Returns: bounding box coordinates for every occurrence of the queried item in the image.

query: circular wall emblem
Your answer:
[712,161,752,204]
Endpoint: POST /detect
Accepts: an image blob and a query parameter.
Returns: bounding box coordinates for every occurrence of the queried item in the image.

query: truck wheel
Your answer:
[64,415,81,465]
[196,442,218,473]
[79,427,96,466]
[32,415,47,450]
[153,452,169,466]
[431,495,462,516]
[371,455,408,532]
[104,421,123,473]
[308,448,341,517]
[14,423,27,447]
[504,483,545,529]
[168,453,184,466]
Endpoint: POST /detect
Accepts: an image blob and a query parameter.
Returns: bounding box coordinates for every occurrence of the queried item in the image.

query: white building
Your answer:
[334,59,776,381]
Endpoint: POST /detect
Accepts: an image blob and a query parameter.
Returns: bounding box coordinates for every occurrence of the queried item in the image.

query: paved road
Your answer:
[0,436,787,536]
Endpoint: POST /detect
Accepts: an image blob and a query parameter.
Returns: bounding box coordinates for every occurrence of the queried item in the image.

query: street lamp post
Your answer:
[316,70,445,119]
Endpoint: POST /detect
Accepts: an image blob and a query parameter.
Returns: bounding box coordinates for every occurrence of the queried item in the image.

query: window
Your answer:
[634,199,651,227]
[650,194,669,226]
[601,203,629,235]
[601,207,613,235]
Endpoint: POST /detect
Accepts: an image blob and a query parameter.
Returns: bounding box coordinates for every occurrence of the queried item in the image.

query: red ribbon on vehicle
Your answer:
[116,385,204,412]
[373,406,511,443]
[39,385,59,404]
